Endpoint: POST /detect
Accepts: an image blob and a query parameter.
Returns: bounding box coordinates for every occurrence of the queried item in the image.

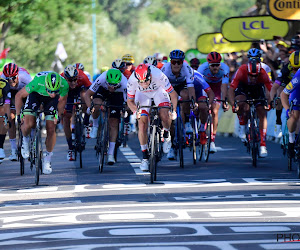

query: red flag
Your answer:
[0,48,10,59]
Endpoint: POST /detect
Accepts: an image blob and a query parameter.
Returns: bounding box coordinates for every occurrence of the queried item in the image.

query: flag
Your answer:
[55,42,68,62]
[0,48,10,60]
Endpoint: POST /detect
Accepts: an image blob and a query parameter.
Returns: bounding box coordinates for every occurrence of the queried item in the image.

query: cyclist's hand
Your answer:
[264,104,271,111]
[17,115,21,124]
[135,109,142,119]
[232,105,239,113]
[222,101,229,112]
[192,103,198,111]
[87,106,95,115]
[170,111,177,120]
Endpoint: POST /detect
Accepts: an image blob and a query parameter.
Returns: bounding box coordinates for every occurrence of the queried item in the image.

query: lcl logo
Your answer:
[213,37,228,45]
[242,21,269,30]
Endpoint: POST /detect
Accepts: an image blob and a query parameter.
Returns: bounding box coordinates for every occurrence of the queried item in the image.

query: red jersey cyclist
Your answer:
[228,58,273,158]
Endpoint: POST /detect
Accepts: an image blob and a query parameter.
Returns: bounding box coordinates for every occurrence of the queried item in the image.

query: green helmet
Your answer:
[106,69,122,86]
[45,72,61,92]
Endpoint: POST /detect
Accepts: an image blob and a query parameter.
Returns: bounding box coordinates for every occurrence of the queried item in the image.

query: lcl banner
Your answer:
[221,15,289,42]
[196,33,251,54]
[268,0,300,20]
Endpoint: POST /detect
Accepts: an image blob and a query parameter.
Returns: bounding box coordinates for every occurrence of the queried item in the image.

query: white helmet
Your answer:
[143,56,157,66]
[64,64,78,79]
[112,58,125,69]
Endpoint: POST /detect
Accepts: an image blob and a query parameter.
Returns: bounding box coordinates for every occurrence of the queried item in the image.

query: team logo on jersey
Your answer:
[286,82,293,90]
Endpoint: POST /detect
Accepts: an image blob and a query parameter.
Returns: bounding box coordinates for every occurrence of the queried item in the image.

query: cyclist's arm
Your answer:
[127,97,137,114]
[280,91,289,111]
[221,63,230,102]
[58,95,68,117]
[169,89,178,111]
[15,87,29,116]
[227,86,236,107]
[187,86,196,102]
[207,89,215,106]
[270,83,280,101]
[84,89,95,108]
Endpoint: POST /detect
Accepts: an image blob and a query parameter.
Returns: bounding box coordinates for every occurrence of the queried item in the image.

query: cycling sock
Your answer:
[260,129,267,146]
[23,135,30,144]
[238,115,246,125]
[45,151,53,161]
[0,134,5,148]
[71,124,75,130]
[211,133,216,142]
[108,142,116,155]
[289,132,295,143]
[93,118,99,128]
[276,110,282,125]
[10,139,17,150]
[141,144,148,151]
[83,114,90,126]
[142,149,149,159]
[67,137,73,150]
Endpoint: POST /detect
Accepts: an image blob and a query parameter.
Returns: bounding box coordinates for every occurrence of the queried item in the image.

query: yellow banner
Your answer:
[196,33,251,54]
[221,15,289,42]
[268,0,300,20]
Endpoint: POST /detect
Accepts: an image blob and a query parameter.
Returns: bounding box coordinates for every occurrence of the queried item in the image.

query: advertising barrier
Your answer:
[268,0,300,21]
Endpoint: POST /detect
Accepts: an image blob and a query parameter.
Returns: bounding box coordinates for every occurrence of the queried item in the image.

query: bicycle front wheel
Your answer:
[203,115,212,162]
[35,131,42,185]
[176,117,184,168]
[18,129,25,175]
[250,117,258,168]
[98,118,108,173]
[149,125,157,184]
[191,116,197,165]
[75,117,83,168]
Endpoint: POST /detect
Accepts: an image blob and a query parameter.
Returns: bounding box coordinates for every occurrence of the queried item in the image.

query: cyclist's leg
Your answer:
[63,93,75,160]
[80,89,91,136]
[0,104,9,161]
[8,92,18,160]
[90,87,106,138]
[234,85,248,141]
[179,87,191,131]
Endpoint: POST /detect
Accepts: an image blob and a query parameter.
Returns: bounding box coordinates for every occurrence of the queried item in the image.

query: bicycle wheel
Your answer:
[282,124,289,156]
[75,116,83,168]
[176,116,184,168]
[149,125,157,184]
[203,115,212,162]
[98,115,108,173]
[18,129,25,175]
[35,131,41,185]
[191,116,197,165]
[250,117,258,168]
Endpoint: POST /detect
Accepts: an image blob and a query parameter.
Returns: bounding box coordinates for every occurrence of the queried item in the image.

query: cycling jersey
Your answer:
[275,63,296,87]
[0,67,32,91]
[261,62,272,80]
[25,71,69,97]
[123,65,136,80]
[193,71,211,101]
[0,78,10,105]
[161,62,194,87]
[127,65,174,100]
[283,69,300,95]
[89,71,127,101]
[61,69,91,89]
[230,64,272,92]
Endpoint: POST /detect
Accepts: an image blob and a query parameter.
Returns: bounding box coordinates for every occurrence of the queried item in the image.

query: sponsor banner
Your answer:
[196,33,251,54]
[185,49,207,64]
[268,0,300,21]
[221,15,289,42]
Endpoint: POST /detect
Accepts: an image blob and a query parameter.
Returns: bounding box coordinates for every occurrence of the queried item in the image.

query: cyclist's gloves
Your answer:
[286,109,290,119]
[170,111,177,120]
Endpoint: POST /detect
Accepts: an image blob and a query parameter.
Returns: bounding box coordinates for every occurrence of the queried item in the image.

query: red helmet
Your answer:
[134,64,151,82]
[247,59,261,76]
[74,63,84,71]
[3,63,19,77]
[207,52,222,63]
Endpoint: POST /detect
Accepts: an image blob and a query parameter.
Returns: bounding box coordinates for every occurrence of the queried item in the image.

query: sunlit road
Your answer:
[0,131,300,249]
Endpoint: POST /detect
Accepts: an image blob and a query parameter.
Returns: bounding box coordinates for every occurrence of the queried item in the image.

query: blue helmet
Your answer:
[247,48,262,59]
[169,49,185,60]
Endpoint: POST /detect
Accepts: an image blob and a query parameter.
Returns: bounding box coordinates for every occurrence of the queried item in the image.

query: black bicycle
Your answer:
[114,103,128,162]
[17,122,25,175]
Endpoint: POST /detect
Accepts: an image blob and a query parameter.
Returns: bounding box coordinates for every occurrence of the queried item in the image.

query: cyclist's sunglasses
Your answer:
[209,63,221,67]
[67,77,78,82]
[171,60,183,65]
[7,76,17,81]
[46,88,60,94]
[126,63,133,66]
[138,78,150,83]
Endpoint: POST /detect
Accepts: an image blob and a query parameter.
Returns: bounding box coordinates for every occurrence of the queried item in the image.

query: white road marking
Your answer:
[261,243,300,249]
[109,228,170,235]
[231,226,291,232]
[209,211,262,217]
[99,213,155,220]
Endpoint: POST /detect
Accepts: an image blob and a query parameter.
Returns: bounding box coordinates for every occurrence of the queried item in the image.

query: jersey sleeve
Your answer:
[260,69,273,91]
[230,67,244,89]
[283,70,300,94]
[183,63,194,87]
[79,70,92,88]
[89,72,106,93]
[159,71,174,93]
[127,74,137,99]
[195,72,211,92]
[221,63,230,84]
[25,77,38,94]
[59,78,69,97]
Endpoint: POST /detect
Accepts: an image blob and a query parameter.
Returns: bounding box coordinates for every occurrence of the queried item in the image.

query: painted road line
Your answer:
[230,226,291,232]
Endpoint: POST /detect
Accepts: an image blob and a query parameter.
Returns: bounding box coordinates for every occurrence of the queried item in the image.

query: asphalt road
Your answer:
[0,131,300,250]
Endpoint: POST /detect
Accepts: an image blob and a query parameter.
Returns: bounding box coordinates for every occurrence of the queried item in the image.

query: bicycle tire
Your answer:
[282,124,289,157]
[250,116,258,168]
[191,116,197,165]
[98,113,108,173]
[177,116,184,168]
[288,153,293,171]
[204,115,212,162]
[35,131,41,185]
[149,125,157,183]
[18,129,25,175]
[75,116,83,168]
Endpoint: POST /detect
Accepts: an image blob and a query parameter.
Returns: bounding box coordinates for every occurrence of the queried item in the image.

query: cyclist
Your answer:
[280,54,300,157]
[153,52,164,69]
[190,58,200,71]
[271,51,300,138]
[0,78,11,163]
[122,54,135,79]
[197,52,230,153]
[15,71,69,174]
[161,49,196,159]
[1,63,32,161]
[127,63,178,171]
[228,58,273,158]
[74,63,91,82]
[144,56,158,67]
[85,68,127,165]
[112,59,126,73]
[61,64,91,161]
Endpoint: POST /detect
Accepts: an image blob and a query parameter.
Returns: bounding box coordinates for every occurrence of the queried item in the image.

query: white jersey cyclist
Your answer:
[127,64,174,114]
[90,70,127,101]
[161,61,194,87]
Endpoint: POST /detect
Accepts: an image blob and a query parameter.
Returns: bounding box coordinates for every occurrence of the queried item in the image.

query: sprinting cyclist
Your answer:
[61,64,91,161]
[127,63,178,171]
[0,78,11,163]
[85,69,127,165]
[122,54,135,79]
[1,63,32,161]
[280,59,300,158]
[161,49,195,160]
[15,72,69,174]
[228,59,273,158]
[190,58,200,71]
[197,52,230,153]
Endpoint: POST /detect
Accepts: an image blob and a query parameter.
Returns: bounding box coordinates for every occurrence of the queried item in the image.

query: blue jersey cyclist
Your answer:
[280,51,300,157]
[197,52,230,152]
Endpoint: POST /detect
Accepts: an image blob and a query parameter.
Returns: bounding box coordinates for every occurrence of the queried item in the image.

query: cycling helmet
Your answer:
[106,68,122,86]
[134,64,151,82]
[169,50,185,60]
[153,52,163,60]
[101,66,109,73]
[207,52,222,63]
[122,54,135,64]
[190,58,200,67]
[45,72,61,92]
[247,48,262,59]
[112,58,126,69]
[74,63,84,71]
[3,63,19,77]
[247,58,261,76]
[64,64,78,79]
[289,51,300,68]
[143,56,157,66]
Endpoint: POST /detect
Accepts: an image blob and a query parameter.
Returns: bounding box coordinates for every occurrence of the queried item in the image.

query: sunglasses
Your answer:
[67,77,78,82]
[171,60,183,65]
[138,78,150,83]
[7,76,17,81]
[209,63,220,67]
[46,88,60,94]
[126,63,133,66]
